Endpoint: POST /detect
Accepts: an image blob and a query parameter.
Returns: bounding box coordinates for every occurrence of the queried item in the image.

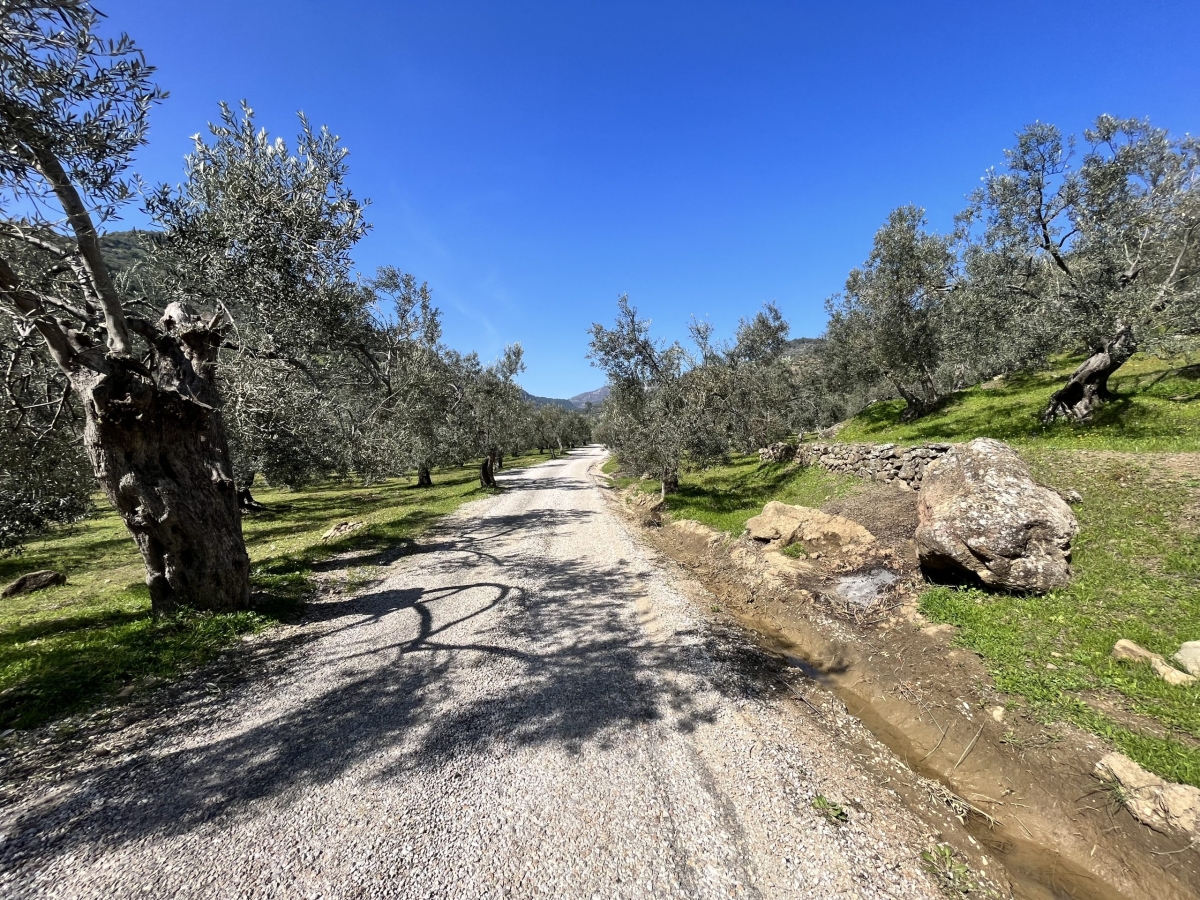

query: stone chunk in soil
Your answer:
[1112,639,1158,664]
[915,438,1078,593]
[1095,752,1200,842]
[834,569,897,607]
[744,501,874,555]
[2,569,66,597]
[626,491,666,527]
[321,521,364,542]
[1111,639,1198,686]
[1174,641,1200,677]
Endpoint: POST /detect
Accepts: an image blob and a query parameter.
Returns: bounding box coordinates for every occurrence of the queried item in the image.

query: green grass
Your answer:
[920,451,1200,787]
[836,354,1200,451]
[665,454,855,535]
[0,451,553,730]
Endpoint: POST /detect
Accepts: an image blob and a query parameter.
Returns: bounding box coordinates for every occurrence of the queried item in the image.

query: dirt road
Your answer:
[1,447,942,899]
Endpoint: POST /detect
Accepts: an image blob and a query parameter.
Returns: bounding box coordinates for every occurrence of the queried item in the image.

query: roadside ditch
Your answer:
[599,465,1200,900]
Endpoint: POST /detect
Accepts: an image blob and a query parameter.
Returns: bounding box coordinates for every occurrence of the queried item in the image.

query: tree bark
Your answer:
[1042,324,1137,423]
[416,463,433,488]
[891,369,940,421]
[75,304,250,615]
[661,465,679,495]
[479,454,497,488]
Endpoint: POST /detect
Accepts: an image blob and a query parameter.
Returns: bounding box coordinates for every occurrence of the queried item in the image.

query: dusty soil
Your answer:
[613,474,1200,900]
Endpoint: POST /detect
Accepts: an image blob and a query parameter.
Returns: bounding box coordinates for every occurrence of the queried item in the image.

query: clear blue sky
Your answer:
[105,0,1198,399]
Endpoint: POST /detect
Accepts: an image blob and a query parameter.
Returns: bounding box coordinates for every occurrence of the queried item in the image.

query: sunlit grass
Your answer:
[0,451,553,729]
[921,451,1200,786]
[837,354,1200,451]
[666,454,854,535]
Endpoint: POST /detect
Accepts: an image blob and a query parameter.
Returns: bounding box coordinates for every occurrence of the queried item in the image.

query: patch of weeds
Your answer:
[812,794,849,824]
[920,844,977,897]
[1093,777,1131,816]
[781,542,808,559]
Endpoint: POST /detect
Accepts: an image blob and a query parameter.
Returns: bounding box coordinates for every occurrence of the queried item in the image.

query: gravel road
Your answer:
[1,447,943,899]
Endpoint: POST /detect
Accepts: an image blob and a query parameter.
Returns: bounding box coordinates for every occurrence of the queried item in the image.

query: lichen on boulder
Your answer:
[915,438,1078,593]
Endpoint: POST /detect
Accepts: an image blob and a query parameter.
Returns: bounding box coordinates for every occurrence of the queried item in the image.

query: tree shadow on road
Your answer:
[0,502,775,869]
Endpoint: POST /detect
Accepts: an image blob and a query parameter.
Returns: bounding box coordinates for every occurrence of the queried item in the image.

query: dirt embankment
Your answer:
[606,470,1200,900]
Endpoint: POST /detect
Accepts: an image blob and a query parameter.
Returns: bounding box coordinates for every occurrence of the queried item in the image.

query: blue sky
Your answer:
[106,0,1199,398]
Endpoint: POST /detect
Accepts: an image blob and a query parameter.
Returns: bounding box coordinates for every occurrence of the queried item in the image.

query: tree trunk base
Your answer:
[480,456,497,489]
[416,464,433,488]
[79,356,250,615]
[237,485,267,512]
[1042,325,1137,423]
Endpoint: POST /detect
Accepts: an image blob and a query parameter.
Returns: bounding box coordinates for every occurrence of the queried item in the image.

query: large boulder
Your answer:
[915,438,1078,593]
[745,501,874,554]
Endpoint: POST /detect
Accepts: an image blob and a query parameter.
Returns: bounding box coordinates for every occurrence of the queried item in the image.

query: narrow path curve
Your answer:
[2,447,942,899]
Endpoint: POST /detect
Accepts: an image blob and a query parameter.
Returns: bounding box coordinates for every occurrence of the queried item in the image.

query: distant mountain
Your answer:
[781,337,825,359]
[569,386,609,408]
[99,229,154,272]
[520,390,576,410]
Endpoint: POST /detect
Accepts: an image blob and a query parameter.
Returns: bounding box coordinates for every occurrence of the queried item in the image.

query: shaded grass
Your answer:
[836,354,1200,451]
[0,452,553,729]
[665,454,855,535]
[920,451,1200,786]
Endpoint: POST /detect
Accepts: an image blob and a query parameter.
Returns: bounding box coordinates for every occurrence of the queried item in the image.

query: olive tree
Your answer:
[0,2,250,613]
[963,116,1199,421]
[823,206,956,420]
[0,325,91,553]
[589,295,694,494]
[366,267,453,487]
[0,4,369,612]
[707,303,798,452]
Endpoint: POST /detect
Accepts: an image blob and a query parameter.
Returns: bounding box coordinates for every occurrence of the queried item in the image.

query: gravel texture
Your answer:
[1,447,942,899]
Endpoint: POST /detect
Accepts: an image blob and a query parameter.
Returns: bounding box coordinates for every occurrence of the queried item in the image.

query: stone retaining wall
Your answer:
[794,441,954,491]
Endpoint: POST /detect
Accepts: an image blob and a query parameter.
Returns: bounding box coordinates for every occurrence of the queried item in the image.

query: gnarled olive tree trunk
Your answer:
[74,303,250,615]
[1042,324,1137,423]
[479,453,497,488]
[416,463,433,488]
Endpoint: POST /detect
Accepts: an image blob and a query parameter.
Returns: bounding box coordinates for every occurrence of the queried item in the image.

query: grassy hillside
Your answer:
[666,456,853,535]
[611,353,1200,786]
[831,353,1200,785]
[836,354,1199,451]
[0,453,552,729]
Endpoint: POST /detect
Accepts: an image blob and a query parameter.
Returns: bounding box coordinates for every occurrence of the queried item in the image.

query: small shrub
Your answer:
[811,794,848,824]
[920,844,975,896]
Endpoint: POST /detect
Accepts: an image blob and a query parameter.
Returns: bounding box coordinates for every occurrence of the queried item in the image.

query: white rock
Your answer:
[1173,641,1200,677]
[1095,752,1200,841]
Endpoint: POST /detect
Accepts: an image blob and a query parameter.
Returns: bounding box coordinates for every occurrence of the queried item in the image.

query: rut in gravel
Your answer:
[1,447,943,899]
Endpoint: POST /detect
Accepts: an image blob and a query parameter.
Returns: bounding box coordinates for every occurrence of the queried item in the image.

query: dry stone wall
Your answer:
[794,441,954,491]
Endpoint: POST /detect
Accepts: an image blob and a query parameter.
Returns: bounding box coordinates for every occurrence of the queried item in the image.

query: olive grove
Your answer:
[592,115,1198,479]
[0,2,540,607]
